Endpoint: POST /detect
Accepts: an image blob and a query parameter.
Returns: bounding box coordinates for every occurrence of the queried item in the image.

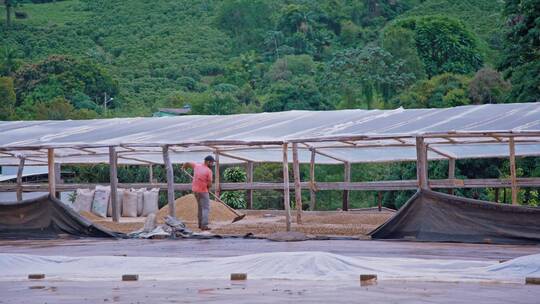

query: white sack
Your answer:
[133,188,146,216]
[73,189,94,213]
[107,188,125,217]
[142,188,159,217]
[91,185,110,218]
[122,190,138,217]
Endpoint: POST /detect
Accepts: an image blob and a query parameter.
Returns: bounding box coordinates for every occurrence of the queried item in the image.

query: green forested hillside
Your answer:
[0,0,513,117]
[1,0,539,209]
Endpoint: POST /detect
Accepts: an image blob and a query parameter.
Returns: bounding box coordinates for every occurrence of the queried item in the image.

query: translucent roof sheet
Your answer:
[0,103,539,165]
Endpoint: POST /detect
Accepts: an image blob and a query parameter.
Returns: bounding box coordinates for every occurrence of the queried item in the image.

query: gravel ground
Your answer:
[81,209,394,236]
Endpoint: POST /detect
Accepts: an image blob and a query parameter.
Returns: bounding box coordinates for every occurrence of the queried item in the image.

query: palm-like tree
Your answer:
[3,0,20,27]
[0,46,20,76]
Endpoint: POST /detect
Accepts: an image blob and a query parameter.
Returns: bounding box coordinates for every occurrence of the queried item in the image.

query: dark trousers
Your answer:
[194,192,210,228]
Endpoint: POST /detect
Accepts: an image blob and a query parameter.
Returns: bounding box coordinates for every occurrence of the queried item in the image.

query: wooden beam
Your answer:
[448,158,456,195]
[47,149,56,198]
[54,163,62,198]
[313,149,348,163]
[509,137,518,205]
[117,155,156,165]
[109,147,120,222]
[78,147,99,154]
[16,157,25,201]
[377,191,382,212]
[282,143,291,232]
[310,143,415,150]
[162,145,176,218]
[7,177,540,193]
[215,151,254,163]
[342,162,351,211]
[214,150,221,198]
[309,149,316,211]
[340,140,357,146]
[415,137,429,190]
[292,143,302,224]
[428,146,456,159]
[441,136,457,143]
[246,161,253,209]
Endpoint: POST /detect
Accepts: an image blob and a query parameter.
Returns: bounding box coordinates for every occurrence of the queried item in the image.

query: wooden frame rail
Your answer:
[5,178,540,192]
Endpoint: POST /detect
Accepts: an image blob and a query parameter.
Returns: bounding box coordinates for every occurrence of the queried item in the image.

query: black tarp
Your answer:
[370,189,540,244]
[0,195,118,239]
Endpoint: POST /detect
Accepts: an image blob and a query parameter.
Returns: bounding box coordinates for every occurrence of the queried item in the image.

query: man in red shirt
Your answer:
[182,155,215,231]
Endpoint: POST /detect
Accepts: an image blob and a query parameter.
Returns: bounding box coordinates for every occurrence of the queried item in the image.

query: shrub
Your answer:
[221,167,247,209]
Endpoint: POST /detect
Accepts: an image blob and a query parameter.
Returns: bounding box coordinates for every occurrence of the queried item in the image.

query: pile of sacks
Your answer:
[73,186,159,218]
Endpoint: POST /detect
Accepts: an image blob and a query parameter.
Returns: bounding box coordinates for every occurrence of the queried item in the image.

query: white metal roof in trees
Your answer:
[0,103,539,165]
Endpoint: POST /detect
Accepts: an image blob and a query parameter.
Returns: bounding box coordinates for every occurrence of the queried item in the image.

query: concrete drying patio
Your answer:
[0,239,539,303]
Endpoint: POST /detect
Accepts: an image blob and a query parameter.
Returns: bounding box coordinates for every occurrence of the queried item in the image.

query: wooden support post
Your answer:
[162,145,176,218]
[214,151,221,198]
[246,161,253,209]
[509,137,518,205]
[377,191,382,212]
[309,149,316,211]
[415,137,429,190]
[109,146,120,222]
[282,143,291,232]
[448,158,456,195]
[292,143,302,224]
[47,149,56,198]
[342,162,351,211]
[494,188,499,203]
[16,157,25,201]
[148,165,153,184]
[54,163,62,198]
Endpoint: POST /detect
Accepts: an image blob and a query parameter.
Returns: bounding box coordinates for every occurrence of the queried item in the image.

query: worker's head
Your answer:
[204,155,215,167]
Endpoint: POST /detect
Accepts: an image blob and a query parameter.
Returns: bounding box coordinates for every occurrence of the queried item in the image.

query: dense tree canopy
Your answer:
[391,16,484,77]
[499,0,540,102]
[328,45,415,109]
[468,68,510,104]
[391,73,471,108]
[13,55,118,116]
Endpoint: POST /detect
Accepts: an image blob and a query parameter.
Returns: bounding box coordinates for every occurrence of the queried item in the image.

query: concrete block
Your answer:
[230,273,247,281]
[29,286,45,289]
[122,274,139,281]
[360,274,377,286]
[28,274,45,280]
[526,277,540,285]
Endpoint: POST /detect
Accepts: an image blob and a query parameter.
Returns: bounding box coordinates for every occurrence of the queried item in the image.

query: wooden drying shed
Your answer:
[1,103,540,231]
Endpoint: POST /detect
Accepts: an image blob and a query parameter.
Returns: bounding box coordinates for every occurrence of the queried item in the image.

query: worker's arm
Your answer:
[181,162,194,170]
[207,171,213,190]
